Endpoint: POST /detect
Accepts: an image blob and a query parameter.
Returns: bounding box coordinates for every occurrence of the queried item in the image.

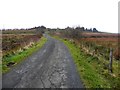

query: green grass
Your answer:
[2,36,47,74]
[53,36,113,88]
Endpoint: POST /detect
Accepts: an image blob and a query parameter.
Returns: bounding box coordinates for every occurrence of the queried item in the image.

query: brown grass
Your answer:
[2,34,42,56]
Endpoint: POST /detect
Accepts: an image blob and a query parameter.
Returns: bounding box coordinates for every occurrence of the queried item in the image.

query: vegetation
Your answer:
[2,29,35,34]
[49,26,119,88]
[53,36,120,88]
[2,34,41,56]
[2,36,47,73]
[1,25,119,88]
[2,27,47,74]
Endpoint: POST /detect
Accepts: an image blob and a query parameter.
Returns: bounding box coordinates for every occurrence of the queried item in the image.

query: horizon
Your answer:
[1,25,119,34]
[0,0,119,33]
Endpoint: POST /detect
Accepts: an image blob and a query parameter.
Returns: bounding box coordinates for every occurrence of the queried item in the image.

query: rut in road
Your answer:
[2,35,84,88]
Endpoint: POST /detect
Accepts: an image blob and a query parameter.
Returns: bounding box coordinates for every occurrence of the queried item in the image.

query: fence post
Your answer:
[109,48,113,73]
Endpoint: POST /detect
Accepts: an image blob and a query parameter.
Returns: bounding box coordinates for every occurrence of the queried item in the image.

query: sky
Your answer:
[0,0,119,33]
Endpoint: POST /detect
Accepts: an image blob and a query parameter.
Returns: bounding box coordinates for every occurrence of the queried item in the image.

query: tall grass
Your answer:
[2,36,47,74]
[54,36,119,88]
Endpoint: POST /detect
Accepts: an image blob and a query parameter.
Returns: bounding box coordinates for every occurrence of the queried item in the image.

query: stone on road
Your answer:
[2,35,84,88]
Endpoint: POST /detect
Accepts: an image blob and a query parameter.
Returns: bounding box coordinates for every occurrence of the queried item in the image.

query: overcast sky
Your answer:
[0,0,119,33]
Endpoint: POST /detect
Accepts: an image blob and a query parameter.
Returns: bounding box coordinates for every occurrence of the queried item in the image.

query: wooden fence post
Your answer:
[109,48,113,73]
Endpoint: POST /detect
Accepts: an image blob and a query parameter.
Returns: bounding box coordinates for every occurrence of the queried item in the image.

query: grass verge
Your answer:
[2,36,47,74]
[53,36,115,88]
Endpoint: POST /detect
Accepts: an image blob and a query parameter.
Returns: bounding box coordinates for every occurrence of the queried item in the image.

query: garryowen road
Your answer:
[2,35,84,88]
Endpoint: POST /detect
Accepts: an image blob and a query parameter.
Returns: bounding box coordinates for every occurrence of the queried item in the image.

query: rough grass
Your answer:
[53,36,119,88]
[2,36,47,74]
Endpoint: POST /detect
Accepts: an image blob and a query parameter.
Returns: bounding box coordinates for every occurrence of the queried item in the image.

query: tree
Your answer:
[41,26,46,30]
[93,28,98,32]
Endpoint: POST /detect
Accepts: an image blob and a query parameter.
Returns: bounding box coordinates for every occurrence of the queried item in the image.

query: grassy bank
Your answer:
[2,36,47,74]
[54,36,119,88]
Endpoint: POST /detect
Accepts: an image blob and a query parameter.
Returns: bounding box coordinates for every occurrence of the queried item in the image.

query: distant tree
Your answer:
[41,26,46,30]
[90,28,92,31]
[65,26,71,30]
[86,28,92,32]
[62,27,83,39]
[35,26,46,37]
[75,26,85,32]
[35,26,46,34]
[75,27,80,30]
[93,28,98,32]
[80,27,85,31]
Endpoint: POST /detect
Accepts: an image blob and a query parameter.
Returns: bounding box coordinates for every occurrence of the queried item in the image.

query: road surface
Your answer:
[2,35,84,88]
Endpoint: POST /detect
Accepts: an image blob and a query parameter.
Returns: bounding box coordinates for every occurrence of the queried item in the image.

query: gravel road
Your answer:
[2,35,84,88]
